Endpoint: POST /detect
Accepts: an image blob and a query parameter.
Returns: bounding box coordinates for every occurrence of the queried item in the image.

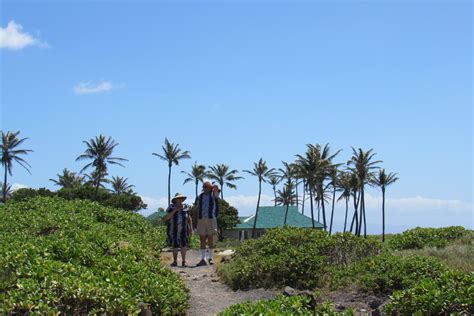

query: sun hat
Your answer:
[171,193,187,203]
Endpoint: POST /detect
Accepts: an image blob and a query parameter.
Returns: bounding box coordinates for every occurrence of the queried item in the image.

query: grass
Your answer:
[394,236,474,273]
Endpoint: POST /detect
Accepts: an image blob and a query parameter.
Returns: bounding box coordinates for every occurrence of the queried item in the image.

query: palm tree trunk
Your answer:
[167,164,172,206]
[317,199,320,222]
[343,197,349,233]
[358,187,364,237]
[295,180,299,210]
[2,166,7,203]
[273,186,277,207]
[284,203,289,226]
[362,188,367,238]
[252,180,262,238]
[309,188,315,228]
[321,197,327,231]
[195,180,198,201]
[350,191,359,234]
[329,186,336,235]
[220,180,224,199]
[382,187,386,242]
[301,180,306,215]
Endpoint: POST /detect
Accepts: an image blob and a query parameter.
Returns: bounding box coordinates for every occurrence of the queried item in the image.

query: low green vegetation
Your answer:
[219,227,381,290]
[220,226,473,315]
[388,226,470,250]
[219,295,341,316]
[0,197,189,314]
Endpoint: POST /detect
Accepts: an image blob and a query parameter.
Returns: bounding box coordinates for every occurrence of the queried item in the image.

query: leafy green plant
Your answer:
[0,197,188,314]
[220,227,380,290]
[384,270,474,315]
[218,294,347,315]
[388,226,470,250]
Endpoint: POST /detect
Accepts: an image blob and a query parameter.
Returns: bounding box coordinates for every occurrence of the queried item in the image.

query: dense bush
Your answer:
[218,295,341,315]
[388,226,470,250]
[384,270,474,315]
[10,186,147,212]
[351,254,448,294]
[0,197,188,314]
[220,227,381,290]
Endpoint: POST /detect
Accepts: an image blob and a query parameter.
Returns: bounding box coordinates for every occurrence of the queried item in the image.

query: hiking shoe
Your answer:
[170,262,177,267]
[208,258,214,265]
[196,259,207,267]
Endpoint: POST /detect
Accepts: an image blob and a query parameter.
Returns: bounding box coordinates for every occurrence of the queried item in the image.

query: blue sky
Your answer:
[1,0,472,233]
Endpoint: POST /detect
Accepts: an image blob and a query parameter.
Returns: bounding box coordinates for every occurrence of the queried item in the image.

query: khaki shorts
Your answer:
[197,218,218,236]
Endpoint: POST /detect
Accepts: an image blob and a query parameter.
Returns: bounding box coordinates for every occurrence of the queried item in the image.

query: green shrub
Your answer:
[0,197,188,314]
[218,295,344,315]
[220,227,380,290]
[388,226,470,250]
[353,254,448,294]
[384,270,474,315]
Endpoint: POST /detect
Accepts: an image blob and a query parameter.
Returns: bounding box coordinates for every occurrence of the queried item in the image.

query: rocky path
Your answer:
[161,249,277,316]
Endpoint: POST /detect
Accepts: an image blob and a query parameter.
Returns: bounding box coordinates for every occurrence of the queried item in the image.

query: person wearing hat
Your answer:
[195,181,219,266]
[165,193,193,267]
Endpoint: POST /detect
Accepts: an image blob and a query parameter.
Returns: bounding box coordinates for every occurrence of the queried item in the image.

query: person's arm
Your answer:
[187,216,193,236]
[164,206,180,222]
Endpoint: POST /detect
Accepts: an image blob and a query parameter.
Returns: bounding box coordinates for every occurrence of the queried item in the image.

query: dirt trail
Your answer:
[161,249,277,316]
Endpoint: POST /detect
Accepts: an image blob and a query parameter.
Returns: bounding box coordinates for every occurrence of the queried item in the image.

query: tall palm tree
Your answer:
[206,163,243,199]
[372,169,398,242]
[1,131,33,203]
[49,168,84,188]
[76,135,127,198]
[268,175,281,206]
[181,162,206,200]
[0,182,13,203]
[348,171,361,234]
[110,176,135,194]
[275,182,297,226]
[348,148,381,237]
[244,158,276,238]
[337,171,352,233]
[296,144,340,231]
[152,138,191,205]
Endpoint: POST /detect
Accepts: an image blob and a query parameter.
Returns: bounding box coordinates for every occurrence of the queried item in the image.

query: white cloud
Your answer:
[139,196,168,217]
[0,21,48,50]
[73,81,115,95]
[11,183,29,191]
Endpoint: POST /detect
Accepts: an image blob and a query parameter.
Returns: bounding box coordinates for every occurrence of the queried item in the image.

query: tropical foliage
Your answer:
[109,176,134,194]
[206,163,243,199]
[1,131,32,203]
[49,168,84,188]
[153,138,190,205]
[0,197,188,314]
[181,162,206,200]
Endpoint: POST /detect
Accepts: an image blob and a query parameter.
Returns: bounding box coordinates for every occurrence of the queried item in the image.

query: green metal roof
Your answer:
[233,206,324,229]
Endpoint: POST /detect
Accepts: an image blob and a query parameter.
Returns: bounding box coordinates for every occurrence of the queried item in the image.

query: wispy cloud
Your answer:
[0,21,48,50]
[73,81,115,95]
[139,196,168,216]
[11,183,29,191]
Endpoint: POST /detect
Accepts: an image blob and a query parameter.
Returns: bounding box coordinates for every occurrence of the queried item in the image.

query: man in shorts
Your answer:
[195,181,219,266]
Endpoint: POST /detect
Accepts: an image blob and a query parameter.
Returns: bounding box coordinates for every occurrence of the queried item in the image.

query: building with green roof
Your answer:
[224,205,324,240]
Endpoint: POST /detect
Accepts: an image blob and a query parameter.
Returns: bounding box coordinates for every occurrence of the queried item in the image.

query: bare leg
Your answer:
[180,247,187,265]
[172,248,178,263]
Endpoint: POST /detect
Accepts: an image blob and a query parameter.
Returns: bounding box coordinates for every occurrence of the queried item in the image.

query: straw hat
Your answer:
[171,193,187,203]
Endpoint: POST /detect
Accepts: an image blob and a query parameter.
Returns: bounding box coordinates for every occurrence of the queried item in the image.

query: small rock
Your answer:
[335,303,346,311]
[211,278,219,282]
[179,271,186,274]
[368,298,382,309]
[283,286,297,296]
[360,309,367,314]
[202,274,208,277]
[192,277,198,280]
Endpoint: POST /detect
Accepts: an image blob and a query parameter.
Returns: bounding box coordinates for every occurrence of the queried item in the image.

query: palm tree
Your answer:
[49,168,84,188]
[0,182,13,203]
[372,169,398,242]
[244,158,276,238]
[268,175,281,206]
[348,171,361,234]
[152,138,191,205]
[84,170,110,189]
[1,131,33,203]
[206,163,243,199]
[110,176,135,194]
[296,144,340,231]
[76,135,127,198]
[337,171,352,233]
[181,162,206,200]
[348,148,382,237]
[275,182,297,225]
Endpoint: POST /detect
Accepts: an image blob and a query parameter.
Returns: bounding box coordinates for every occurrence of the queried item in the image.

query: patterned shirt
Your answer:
[199,192,218,219]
